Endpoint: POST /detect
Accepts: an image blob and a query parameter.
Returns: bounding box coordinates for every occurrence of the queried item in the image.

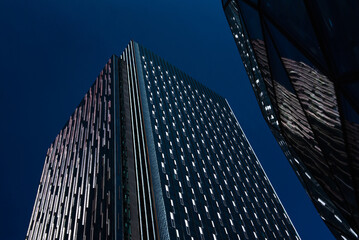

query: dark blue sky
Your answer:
[0,0,334,239]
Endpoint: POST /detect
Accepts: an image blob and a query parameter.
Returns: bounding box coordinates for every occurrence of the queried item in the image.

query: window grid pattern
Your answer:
[26,58,116,240]
[222,1,359,239]
[137,45,300,240]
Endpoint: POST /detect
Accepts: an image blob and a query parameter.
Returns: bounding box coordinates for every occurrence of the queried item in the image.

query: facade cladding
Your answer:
[27,41,300,240]
[222,0,359,239]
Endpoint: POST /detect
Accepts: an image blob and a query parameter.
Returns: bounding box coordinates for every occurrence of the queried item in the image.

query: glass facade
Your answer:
[26,58,118,239]
[222,1,359,239]
[27,41,300,239]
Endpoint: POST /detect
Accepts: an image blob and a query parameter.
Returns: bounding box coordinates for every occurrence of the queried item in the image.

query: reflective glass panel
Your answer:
[306,0,359,78]
[260,0,326,70]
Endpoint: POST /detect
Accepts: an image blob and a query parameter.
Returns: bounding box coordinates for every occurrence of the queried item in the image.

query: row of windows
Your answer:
[138,47,298,239]
[224,2,356,239]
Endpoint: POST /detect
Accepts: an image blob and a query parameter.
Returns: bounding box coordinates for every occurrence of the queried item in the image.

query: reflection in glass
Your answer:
[223,0,359,239]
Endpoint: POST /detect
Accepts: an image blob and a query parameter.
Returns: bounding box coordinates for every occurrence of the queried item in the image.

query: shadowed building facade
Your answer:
[26,41,300,239]
[222,1,359,239]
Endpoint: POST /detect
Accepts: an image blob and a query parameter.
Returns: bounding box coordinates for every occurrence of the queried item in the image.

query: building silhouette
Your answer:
[27,41,300,239]
[222,0,359,239]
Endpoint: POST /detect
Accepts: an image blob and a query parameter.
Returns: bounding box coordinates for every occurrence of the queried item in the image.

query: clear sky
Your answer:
[0,0,334,239]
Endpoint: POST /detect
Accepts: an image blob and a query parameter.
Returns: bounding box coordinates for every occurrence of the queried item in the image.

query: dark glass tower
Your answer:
[222,1,359,239]
[27,41,300,239]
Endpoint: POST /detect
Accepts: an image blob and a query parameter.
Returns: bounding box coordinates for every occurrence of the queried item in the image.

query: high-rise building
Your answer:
[26,41,300,240]
[222,1,359,239]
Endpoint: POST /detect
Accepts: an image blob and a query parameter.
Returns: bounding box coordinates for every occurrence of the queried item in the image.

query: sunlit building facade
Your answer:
[222,1,359,239]
[26,41,300,239]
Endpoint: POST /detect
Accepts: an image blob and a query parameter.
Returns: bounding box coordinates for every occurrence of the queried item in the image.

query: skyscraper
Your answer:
[27,41,300,240]
[222,1,359,239]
